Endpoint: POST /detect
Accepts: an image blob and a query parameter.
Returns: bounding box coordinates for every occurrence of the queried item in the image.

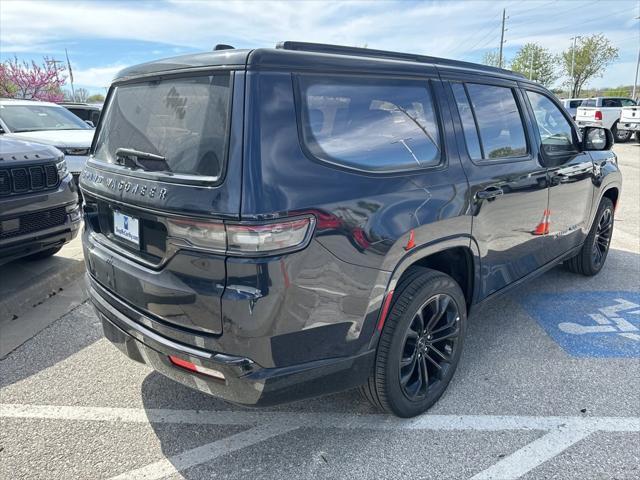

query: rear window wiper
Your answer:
[115,148,168,171]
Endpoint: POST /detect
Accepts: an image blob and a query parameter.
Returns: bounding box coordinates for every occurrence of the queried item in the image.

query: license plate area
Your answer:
[113,210,140,247]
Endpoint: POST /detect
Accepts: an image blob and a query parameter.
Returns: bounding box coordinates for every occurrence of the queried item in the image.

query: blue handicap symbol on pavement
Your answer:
[521,291,640,358]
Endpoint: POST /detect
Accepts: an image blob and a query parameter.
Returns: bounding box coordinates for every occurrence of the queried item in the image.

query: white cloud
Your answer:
[71,64,128,89]
[1,0,637,88]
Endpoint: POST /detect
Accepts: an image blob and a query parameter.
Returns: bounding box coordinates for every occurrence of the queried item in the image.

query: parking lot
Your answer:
[0,143,638,479]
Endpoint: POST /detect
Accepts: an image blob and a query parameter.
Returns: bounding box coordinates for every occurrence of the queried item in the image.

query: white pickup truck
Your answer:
[618,105,640,141]
[575,97,637,143]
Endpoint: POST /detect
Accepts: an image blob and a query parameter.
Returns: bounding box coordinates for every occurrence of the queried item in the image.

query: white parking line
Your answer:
[108,422,298,480]
[1,403,638,432]
[470,427,594,480]
[2,403,639,479]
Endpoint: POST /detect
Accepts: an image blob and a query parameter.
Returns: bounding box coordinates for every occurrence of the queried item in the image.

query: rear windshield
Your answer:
[93,73,231,178]
[581,99,597,108]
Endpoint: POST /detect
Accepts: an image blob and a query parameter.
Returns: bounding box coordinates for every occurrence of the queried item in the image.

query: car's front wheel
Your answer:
[361,267,467,417]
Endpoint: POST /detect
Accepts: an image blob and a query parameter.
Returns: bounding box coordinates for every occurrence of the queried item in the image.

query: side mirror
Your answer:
[582,127,613,151]
[85,120,95,128]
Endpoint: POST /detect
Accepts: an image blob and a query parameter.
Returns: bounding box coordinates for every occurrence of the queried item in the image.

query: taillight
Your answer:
[167,216,315,255]
[594,110,603,121]
[227,218,312,254]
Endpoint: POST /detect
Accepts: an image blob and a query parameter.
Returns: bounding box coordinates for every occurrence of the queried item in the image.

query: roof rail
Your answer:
[276,41,525,78]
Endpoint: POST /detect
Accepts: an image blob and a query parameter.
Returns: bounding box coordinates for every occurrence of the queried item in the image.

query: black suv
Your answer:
[60,102,102,127]
[80,42,621,417]
[1,137,81,265]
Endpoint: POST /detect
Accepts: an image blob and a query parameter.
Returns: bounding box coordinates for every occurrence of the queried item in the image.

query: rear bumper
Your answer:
[576,121,603,129]
[618,121,640,132]
[88,274,375,406]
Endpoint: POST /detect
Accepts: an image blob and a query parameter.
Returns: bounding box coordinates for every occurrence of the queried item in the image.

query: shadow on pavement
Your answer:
[139,247,638,477]
[0,302,101,389]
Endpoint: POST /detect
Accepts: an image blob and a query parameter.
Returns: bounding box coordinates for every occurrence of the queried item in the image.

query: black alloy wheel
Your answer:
[565,197,614,276]
[360,267,467,417]
[399,294,460,401]
[592,206,613,269]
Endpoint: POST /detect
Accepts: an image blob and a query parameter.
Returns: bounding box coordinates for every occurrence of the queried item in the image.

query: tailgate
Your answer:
[620,107,639,122]
[575,107,597,122]
[81,69,244,335]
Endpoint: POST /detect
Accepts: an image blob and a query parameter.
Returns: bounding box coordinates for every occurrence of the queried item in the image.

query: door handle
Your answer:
[476,187,504,200]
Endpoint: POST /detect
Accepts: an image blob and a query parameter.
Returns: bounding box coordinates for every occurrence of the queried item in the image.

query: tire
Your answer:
[360,267,467,417]
[612,122,631,143]
[565,197,614,276]
[25,246,63,261]
[635,131,640,143]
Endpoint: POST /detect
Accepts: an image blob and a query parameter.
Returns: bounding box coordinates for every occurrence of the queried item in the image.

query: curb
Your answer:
[0,259,86,321]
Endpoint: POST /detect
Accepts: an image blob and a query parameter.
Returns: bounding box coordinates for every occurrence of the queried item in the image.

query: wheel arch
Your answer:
[602,186,619,209]
[366,236,480,354]
[385,236,480,308]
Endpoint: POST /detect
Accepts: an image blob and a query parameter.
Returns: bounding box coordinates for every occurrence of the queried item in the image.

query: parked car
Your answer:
[60,102,102,127]
[0,137,81,265]
[559,98,586,119]
[618,105,640,142]
[575,97,636,142]
[0,98,95,185]
[80,42,620,418]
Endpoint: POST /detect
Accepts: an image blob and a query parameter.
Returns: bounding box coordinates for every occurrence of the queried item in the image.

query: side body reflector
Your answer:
[376,290,395,331]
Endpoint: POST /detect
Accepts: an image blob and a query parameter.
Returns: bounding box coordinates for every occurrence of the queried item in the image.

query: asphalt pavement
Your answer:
[0,143,638,480]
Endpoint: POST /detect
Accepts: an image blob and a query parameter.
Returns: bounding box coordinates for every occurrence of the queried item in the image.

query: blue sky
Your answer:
[1,0,638,95]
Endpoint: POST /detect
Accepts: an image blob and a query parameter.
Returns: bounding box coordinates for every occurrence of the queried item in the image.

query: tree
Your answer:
[0,56,66,102]
[87,93,105,103]
[482,50,501,68]
[510,43,559,87]
[74,87,89,103]
[561,34,618,98]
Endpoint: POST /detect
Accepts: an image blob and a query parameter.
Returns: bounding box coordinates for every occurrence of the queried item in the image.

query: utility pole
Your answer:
[498,8,507,69]
[528,48,534,80]
[65,48,75,101]
[569,36,580,98]
[633,17,640,100]
[633,48,639,101]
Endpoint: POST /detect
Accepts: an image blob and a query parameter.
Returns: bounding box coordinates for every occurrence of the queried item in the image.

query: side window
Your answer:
[465,83,528,160]
[621,99,636,107]
[297,75,441,172]
[451,83,482,160]
[602,99,621,108]
[526,91,576,156]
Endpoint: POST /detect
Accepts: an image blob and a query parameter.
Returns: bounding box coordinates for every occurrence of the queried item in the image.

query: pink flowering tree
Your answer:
[0,56,67,102]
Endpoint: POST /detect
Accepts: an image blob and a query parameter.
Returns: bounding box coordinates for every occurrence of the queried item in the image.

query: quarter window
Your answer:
[297,75,441,172]
[526,91,576,156]
[451,83,482,160]
[465,84,528,160]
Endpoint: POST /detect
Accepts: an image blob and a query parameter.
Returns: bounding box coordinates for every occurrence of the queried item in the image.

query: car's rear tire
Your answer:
[360,267,467,417]
[565,197,614,276]
[25,246,63,261]
[612,122,631,143]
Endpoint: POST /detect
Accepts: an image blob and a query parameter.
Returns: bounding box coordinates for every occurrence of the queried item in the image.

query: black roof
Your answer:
[113,41,525,83]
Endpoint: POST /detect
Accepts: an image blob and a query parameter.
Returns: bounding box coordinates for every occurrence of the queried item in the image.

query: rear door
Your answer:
[445,77,549,298]
[522,87,594,262]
